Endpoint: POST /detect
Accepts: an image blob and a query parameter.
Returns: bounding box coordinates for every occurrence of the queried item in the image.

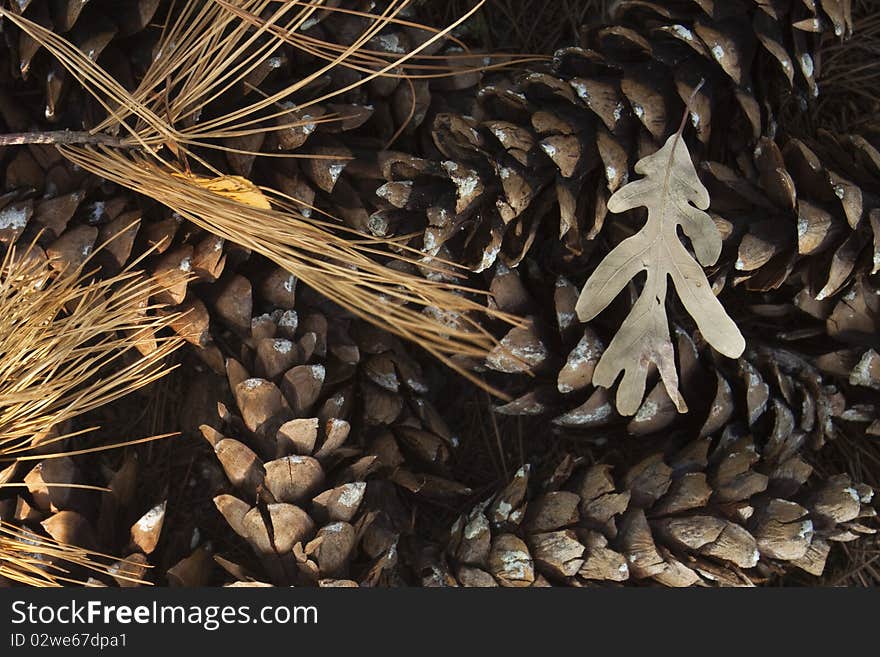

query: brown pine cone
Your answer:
[369,0,846,270]
[178,280,476,585]
[410,437,876,587]
[474,261,879,453]
[701,130,880,301]
[0,146,134,270]
[0,118,193,588]
[203,408,410,587]
[1,450,172,587]
[2,0,163,122]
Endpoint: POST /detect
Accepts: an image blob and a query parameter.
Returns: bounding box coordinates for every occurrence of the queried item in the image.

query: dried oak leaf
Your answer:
[575,134,745,415]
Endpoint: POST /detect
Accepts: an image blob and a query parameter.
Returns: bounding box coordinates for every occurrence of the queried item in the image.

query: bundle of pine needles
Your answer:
[0,0,546,394]
[0,243,183,586]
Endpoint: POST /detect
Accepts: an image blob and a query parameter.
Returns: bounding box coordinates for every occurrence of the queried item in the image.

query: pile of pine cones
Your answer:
[0,0,878,587]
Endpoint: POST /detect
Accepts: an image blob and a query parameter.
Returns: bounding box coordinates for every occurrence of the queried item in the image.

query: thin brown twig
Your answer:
[0,130,127,148]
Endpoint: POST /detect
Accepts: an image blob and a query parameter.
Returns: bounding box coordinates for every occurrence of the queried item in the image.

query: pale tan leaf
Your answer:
[575,134,745,415]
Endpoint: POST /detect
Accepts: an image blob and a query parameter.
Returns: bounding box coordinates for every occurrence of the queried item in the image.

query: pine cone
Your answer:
[1,450,172,586]
[476,261,879,454]
[0,145,135,267]
[2,0,163,122]
[699,130,880,301]
[410,437,876,587]
[369,0,847,270]
[186,280,475,585]
[204,409,409,586]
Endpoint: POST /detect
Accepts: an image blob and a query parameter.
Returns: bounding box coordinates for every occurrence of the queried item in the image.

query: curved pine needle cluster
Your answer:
[0,245,183,586]
[0,0,545,394]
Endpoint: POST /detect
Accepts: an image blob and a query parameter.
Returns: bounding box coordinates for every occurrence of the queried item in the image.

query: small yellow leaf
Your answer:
[172,172,271,210]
